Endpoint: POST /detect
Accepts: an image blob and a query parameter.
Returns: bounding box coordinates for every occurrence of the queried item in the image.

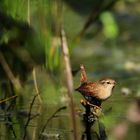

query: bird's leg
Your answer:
[80,99,95,124]
[80,99,99,123]
[80,99,88,107]
[87,102,103,117]
[80,99,101,110]
[81,99,102,118]
[87,101,102,110]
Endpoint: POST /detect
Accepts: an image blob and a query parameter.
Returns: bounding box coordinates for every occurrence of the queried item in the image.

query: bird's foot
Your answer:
[80,99,88,107]
[80,99,102,117]
[80,99,102,110]
[87,101,102,110]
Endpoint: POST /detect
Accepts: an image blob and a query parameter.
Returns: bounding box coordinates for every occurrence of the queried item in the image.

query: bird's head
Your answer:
[99,78,116,90]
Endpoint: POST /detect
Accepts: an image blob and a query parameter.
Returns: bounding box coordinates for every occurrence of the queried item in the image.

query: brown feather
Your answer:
[76,82,98,96]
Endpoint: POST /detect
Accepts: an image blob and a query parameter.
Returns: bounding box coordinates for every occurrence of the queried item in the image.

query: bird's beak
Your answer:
[113,81,117,87]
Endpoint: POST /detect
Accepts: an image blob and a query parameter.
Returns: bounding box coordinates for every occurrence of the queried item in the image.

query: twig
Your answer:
[0,95,17,104]
[61,29,73,93]
[39,106,66,139]
[6,115,17,139]
[32,68,42,140]
[29,113,40,120]
[60,29,78,140]
[32,68,42,104]
[31,105,42,140]
[0,52,22,90]
[23,95,38,140]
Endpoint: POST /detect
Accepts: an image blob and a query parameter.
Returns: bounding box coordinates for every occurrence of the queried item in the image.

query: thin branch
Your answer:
[39,106,66,139]
[31,105,42,140]
[6,115,17,139]
[60,29,79,140]
[31,68,42,140]
[0,95,17,104]
[23,95,38,140]
[29,113,40,120]
[32,68,42,104]
[61,29,73,93]
[0,52,22,90]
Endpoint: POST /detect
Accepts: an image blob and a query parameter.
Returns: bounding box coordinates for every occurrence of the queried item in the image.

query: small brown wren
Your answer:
[75,65,116,107]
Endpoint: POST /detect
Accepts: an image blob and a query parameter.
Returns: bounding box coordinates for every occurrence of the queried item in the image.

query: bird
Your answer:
[75,78,116,107]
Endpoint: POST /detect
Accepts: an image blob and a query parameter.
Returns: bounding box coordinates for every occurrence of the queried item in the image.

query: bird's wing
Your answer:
[77,82,98,96]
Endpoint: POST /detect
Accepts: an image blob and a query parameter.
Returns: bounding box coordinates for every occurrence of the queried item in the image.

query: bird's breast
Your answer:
[97,88,112,100]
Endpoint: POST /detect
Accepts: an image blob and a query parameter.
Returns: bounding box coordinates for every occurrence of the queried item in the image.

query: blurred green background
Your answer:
[0,0,140,140]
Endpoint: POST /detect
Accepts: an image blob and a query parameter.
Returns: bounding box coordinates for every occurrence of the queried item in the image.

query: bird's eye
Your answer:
[107,82,110,84]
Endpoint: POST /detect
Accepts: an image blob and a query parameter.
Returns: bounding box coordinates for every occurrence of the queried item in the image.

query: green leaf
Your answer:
[100,12,119,39]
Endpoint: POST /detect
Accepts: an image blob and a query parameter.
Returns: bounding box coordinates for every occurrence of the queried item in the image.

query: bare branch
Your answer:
[32,68,42,104]
[0,52,22,90]
[39,106,66,139]
[60,29,79,140]
[0,95,17,104]
[61,29,73,93]
[23,95,38,140]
